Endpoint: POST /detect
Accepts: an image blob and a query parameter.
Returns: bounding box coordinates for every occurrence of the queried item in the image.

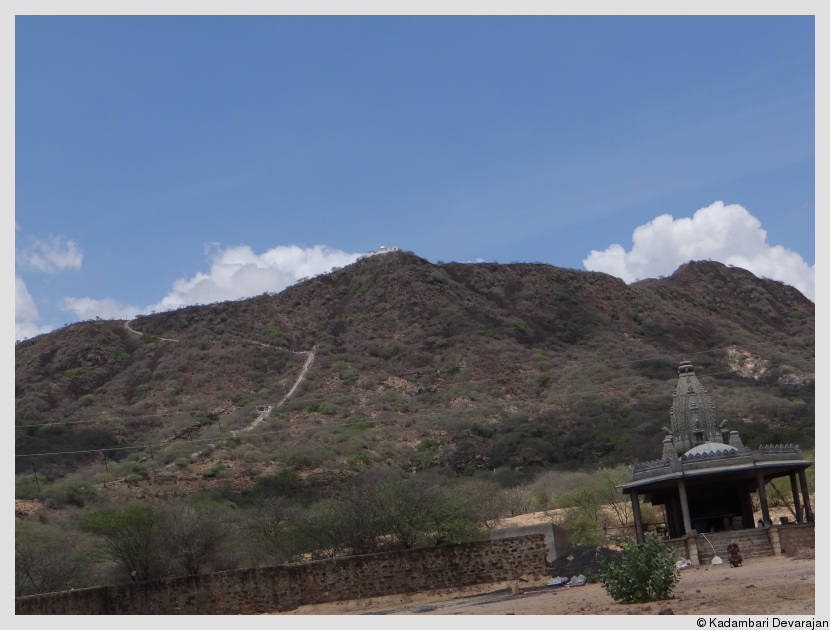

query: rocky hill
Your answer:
[15,251,815,497]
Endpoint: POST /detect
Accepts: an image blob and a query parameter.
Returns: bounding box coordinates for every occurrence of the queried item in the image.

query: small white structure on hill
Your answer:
[359,245,400,260]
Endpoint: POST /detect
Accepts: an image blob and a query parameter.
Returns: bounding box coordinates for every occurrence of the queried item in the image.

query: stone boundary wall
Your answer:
[490,522,570,563]
[16,534,548,615]
[777,523,815,555]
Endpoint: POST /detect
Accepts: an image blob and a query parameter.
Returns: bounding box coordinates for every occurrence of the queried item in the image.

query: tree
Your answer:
[547,465,654,546]
[162,504,232,575]
[419,477,484,546]
[79,502,167,581]
[15,521,93,596]
[441,476,507,529]
[290,497,359,559]
[245,495,300,564]
[289,468,485,558]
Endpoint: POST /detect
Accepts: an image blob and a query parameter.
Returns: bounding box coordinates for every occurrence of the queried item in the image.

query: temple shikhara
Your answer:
[620,361,813,563]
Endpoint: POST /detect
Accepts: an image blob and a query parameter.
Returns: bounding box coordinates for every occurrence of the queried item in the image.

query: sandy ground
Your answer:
[279,554,816,616]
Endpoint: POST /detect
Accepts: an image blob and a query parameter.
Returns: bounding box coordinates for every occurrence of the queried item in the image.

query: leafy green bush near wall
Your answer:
[599,533,679,604]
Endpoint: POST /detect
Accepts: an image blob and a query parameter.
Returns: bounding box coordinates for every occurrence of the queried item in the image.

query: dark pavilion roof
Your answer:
[620,362,811,493]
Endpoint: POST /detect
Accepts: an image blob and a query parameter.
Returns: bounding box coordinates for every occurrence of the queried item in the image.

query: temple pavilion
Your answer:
[620,361,813,545]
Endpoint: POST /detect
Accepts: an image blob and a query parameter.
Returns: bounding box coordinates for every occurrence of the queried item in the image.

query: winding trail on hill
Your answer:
[123,319,316,440]
[240,347,315,432]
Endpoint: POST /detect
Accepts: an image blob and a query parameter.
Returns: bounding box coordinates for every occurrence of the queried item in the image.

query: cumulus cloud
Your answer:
[15,232,85,340]
[59,297,142,321]
[583,201,815,301]
[147,244,362,312]
[15,276,52,340]
[56,244,363,324]
[19,236,83,272]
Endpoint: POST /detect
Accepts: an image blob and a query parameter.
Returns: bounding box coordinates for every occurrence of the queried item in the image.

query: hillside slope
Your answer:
[15,252,815,493]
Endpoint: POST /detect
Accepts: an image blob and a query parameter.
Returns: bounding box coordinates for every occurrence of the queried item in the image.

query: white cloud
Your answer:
[57,244,362,323]
[15,276,52,340]
[19,236,83,272]
[16,276,39,322]
[583,201,815,301]
[148,244,362,312]
[17,238,362,339]
[59,297,142,321]
[15,232,84,340]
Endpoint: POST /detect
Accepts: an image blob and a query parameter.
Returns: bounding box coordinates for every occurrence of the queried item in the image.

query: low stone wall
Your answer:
[662,537,696,563]
[16,534,548,615]
[777,523,815,555]
[490,522,570,563]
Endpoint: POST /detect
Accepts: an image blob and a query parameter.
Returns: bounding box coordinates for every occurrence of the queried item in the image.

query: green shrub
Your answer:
[305,401,337,414]
[342,417,373,434]
[332,361,358,381]
[202,463,228,478]
[512,320,530,335]
[15,474,47,499]
[196,411,219,426]
[345,452,373,470]
[40,480,100,509]
[266,325,284,342]
[103,346,130,363]
[231,392,251,406]
[166,380,183,394]
[599,533,679,603]
[65,367,89,379]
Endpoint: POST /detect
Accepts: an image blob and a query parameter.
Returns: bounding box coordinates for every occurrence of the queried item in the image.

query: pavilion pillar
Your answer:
[677,479,692,535]
[740,484,756,529]
[756,470,772,526]
[630,489,644,545]
[789,473,803,523]
[798,469,814,523]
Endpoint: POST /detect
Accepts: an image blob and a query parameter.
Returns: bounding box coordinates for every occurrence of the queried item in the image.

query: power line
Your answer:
[15,419,374,459]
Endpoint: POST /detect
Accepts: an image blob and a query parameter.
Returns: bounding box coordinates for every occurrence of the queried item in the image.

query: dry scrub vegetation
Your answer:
[16,252,815,596]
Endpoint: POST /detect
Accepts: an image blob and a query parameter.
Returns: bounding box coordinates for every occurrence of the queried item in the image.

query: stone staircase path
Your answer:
[123,319,316,458]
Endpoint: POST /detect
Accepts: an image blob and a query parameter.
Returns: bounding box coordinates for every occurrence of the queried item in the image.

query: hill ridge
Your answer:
[16,253,814,491]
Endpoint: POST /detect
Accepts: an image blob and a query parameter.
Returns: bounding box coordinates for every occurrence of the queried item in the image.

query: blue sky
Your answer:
[14,15,816,340]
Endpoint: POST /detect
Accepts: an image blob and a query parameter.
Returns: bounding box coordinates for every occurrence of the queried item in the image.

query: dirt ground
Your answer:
[279,553,816,616]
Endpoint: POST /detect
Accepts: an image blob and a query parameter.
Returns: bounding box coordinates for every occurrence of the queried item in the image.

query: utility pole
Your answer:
[31,461,41,492]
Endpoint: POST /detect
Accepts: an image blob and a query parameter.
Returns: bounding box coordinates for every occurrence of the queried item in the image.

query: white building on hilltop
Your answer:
[359,245,400,259]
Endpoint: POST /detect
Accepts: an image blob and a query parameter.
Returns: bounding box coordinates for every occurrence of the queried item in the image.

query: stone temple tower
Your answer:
[669,361,722,454]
